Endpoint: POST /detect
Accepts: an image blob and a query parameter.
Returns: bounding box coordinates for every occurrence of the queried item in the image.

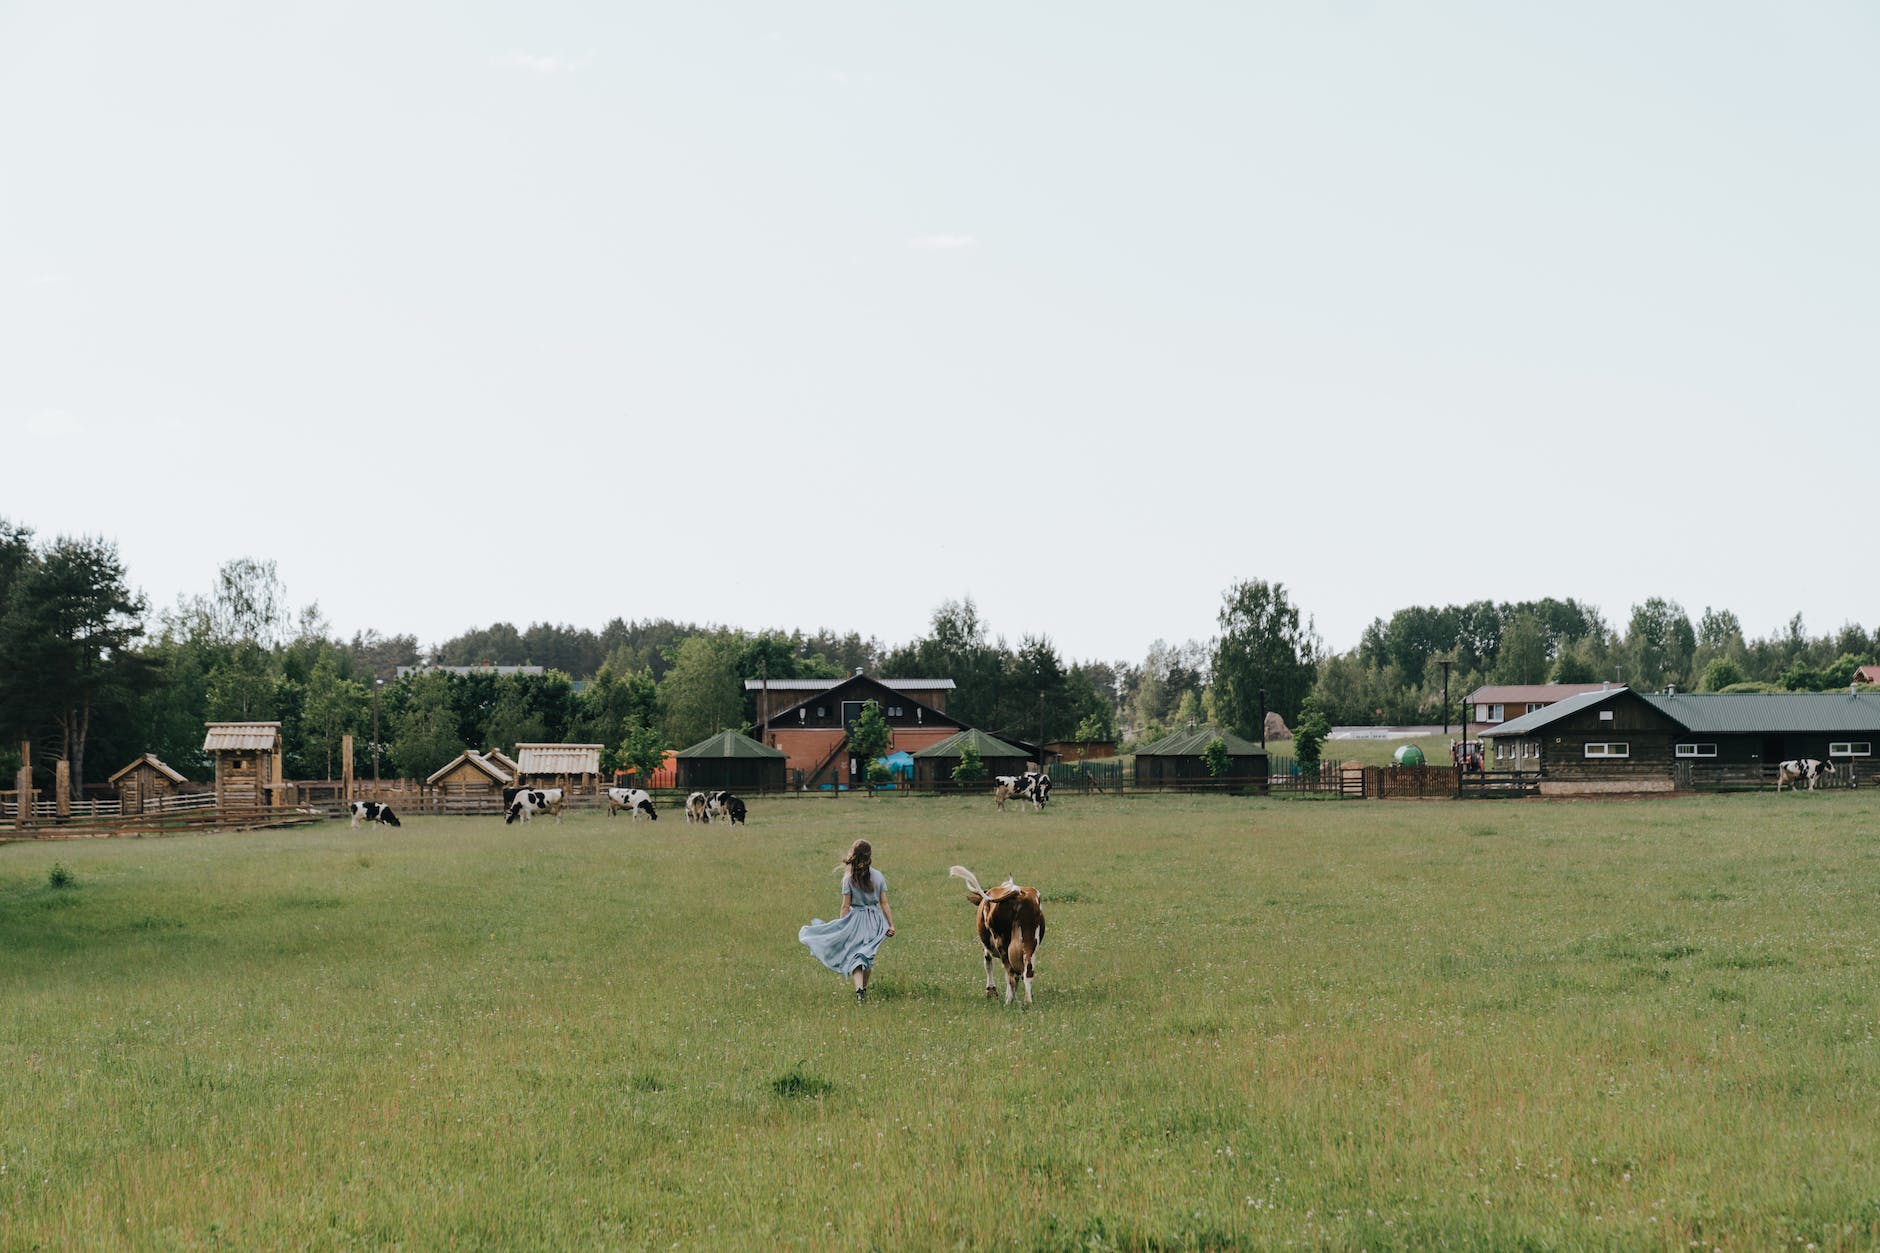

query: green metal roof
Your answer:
[909,728,1029,759]
[1134,725,1267,756]
[1482,688,1880,737]
[673,729,787,759]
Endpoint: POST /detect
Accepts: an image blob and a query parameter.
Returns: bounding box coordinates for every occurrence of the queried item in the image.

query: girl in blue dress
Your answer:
[798,839,896,1002]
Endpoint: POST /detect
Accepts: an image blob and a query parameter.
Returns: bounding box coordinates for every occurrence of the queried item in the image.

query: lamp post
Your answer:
[373,678,383,788]
[1258,688,1267,747]
[1438,658,1454,737]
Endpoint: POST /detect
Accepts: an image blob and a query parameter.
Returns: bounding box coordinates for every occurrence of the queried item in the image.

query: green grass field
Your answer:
[6,791,1880,1249]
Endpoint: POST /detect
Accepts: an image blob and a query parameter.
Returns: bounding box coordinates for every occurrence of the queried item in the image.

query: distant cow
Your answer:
[504,786,565,824]
[1776,759,1837,792]
[993,772,1052,812]
[606,787,658,820]
[349,800,401,829]
[948,865,1045,1006]
[706,791,745,825]
[685,792,709,824]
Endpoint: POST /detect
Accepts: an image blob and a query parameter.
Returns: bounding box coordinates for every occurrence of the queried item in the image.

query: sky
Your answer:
[4,2,1876,665]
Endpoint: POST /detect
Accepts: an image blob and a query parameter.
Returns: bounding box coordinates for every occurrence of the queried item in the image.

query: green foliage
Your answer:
[950,741,988,784]
[1073,713,1110,743]
[1292,696,1331,770]
[1699,657,1747,693]
[846,700,893,766]
[659,631,747,747]
[1489,612,1549,684]
[386,672,462,780]
[1200,736,1230,778]
[613,721,666,781]
[1621,597,1697,691]
[47,862,75,890]
[864,759,893,789]
[1213,579,1319,735]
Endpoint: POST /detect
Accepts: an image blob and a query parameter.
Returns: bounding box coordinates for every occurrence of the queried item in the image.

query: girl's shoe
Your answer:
[855,987,866,1003]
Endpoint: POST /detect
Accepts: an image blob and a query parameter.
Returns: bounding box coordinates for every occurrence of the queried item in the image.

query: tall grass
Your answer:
[4,791,1879,1248]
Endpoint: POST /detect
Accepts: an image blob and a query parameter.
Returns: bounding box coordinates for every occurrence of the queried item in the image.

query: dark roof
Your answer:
[1466,683,1616,705]
[754,672,961,733]
[1134,726,1267,756]
[675,730,788,759]
[744,676,955,692]
[910,728,1029,759]
[1483,688,1880,738]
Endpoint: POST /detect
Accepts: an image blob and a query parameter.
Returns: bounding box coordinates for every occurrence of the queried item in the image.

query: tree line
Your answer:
[3,518,1874,795]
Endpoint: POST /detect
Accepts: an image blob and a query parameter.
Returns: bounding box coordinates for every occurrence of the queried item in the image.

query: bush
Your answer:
[951,743,988,785]
[47,863,75,890]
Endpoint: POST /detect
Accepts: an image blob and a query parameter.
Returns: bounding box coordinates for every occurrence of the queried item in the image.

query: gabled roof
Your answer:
[910,728,1029,759]
[203,722,281,751]
[1857,666,1880,685]
[1466,683,1616,706]
[426,750,514,786]
[483,747,520,774]
[514,743,604,775]
[109,753,188,785]
[675,730,787,759]
[1483,688,1880,738]
[1134,726,1268,756]
[756,672,962,732]
[1478,688,1629,737]
[744,676,955,692]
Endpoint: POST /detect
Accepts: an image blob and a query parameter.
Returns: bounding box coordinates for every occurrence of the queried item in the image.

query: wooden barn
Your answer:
[1483,687,1880,793]
[750,671,964,789]
[203,722,282,811]
[108,754,188,815]
[425,749,515,812]
[674,730,788,793]
[1132,726,1269,790]
[513,743,605,793]
[911,728,1030,790]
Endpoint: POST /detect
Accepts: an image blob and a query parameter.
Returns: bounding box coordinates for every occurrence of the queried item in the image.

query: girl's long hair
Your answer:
[840,839,873,894]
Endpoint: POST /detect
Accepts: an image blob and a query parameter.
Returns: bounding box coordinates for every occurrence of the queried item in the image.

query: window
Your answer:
[1584,742,1630,758]
[888,705,904,717]
[1676,743,1717,758]
[1830,742,1872,757]
[1598,710,1614,721]
[1523,740,1539,759]
[1481,703,1504,722]
[1525,703,1545,714]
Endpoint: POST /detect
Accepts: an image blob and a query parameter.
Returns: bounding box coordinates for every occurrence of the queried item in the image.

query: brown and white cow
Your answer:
[685,791,710,823]
[948,865,1045,1005]
[1776,759,1836,792]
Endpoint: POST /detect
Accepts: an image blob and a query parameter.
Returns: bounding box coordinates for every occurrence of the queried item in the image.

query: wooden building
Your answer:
[911,728,1030,790]
[1132,726,1269,790]
[109,754,188,815]
[513,743,604,793]
[752,672,965,789]
[425,749,515,812]
[203,722,281,811]
[1466,683,1618,729]
[1483,688,1880,792]
[674,730,789,793]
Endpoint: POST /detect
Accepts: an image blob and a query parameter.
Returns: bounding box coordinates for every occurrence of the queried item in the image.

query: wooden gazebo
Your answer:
[674,730,788,793]
[911,728,1030,790]
[425,749,515,812]
[109,754,188,815]
[1132,725,1268,791]
[203,722,282,811]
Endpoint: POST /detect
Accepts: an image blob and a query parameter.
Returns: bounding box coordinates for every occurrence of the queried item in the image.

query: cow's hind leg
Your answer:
[983,949,999,998]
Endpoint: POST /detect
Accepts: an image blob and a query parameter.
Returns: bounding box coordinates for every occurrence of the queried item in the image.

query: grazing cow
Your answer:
[992,772,1052,812]
[1776,759,1837,792]
[948,865,1045,1006]
[606,787,658,820]
[685,791,709,824]
[706,791,745,825]
[348,800,401,829]
[504,786,566,824]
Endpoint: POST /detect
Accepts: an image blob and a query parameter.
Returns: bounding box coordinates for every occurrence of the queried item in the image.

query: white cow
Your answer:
[1776,759,1836,792]
[504,786,565,824]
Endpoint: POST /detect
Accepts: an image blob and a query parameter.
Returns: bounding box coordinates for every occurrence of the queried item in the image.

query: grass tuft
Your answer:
[770,1064,835,1100]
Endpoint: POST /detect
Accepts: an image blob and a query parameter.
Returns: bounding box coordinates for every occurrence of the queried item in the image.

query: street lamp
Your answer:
[373,678,383,788]
[1438,658,1455,737]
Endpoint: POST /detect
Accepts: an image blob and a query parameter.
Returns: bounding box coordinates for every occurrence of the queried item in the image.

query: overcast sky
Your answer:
[5,3,1875,665]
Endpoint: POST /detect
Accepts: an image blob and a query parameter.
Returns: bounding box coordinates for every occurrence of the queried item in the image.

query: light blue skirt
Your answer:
[799,905,888,975]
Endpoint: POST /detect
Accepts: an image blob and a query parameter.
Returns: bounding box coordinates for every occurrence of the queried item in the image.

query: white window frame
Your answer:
[1675,743,1718,758]
[1584,742,1630,758]
[1829,742,1872,758]
[1481,703,1504,723]
[1525,703,1545,714]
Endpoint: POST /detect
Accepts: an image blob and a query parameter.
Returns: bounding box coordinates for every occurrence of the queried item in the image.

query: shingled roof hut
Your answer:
[109,754,189,815]
[1132,725,1269,791]
[203,722,282,812]
[674,730,788,793]
[513,743,604,793]
[426,749,516,813]
[911,728,1030,790]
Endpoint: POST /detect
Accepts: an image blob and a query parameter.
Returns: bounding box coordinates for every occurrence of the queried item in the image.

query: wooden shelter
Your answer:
[425,749,515,812]
[108,754,188,815]
[911,728,1030,790]
[674,730,788,793]
[1132,726,1269,791]
[203,722,282,811]
[513,743,604,793]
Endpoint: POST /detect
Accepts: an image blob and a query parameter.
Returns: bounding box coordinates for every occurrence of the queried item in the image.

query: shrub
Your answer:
[47,863,75,890]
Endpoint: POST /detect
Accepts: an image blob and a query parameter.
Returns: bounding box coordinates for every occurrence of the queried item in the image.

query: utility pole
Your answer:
[1438,658,1455,736]
[373,678,383,788]
[1258,688,1268,747]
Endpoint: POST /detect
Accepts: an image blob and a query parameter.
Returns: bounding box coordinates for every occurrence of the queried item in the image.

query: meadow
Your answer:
[4,789,1880,1250]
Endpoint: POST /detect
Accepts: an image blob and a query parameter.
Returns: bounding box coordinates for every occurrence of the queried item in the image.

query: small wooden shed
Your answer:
[1133,725,1269,790]
[109,754,188,815]
[426,749,515,812]
[674,730,788,793]
[514,743,605,793]
[203,722,282,811]
[912,728,1030,789]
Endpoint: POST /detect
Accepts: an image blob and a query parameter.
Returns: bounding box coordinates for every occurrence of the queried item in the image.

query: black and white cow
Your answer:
[504,786,565,824]
[1776,759,1836,792]
[606,787,658,820]
[348,800,401,829]
[992,772,1052,812]
[706,791,745,825]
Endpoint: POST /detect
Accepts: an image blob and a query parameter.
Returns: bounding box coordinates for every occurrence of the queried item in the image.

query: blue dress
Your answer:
[799,870,888,975]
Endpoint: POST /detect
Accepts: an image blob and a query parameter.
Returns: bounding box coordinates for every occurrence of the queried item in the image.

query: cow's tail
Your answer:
[948,865,984,898]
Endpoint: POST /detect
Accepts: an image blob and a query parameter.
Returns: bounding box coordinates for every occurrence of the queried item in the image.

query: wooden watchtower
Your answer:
[203,722,282,812]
